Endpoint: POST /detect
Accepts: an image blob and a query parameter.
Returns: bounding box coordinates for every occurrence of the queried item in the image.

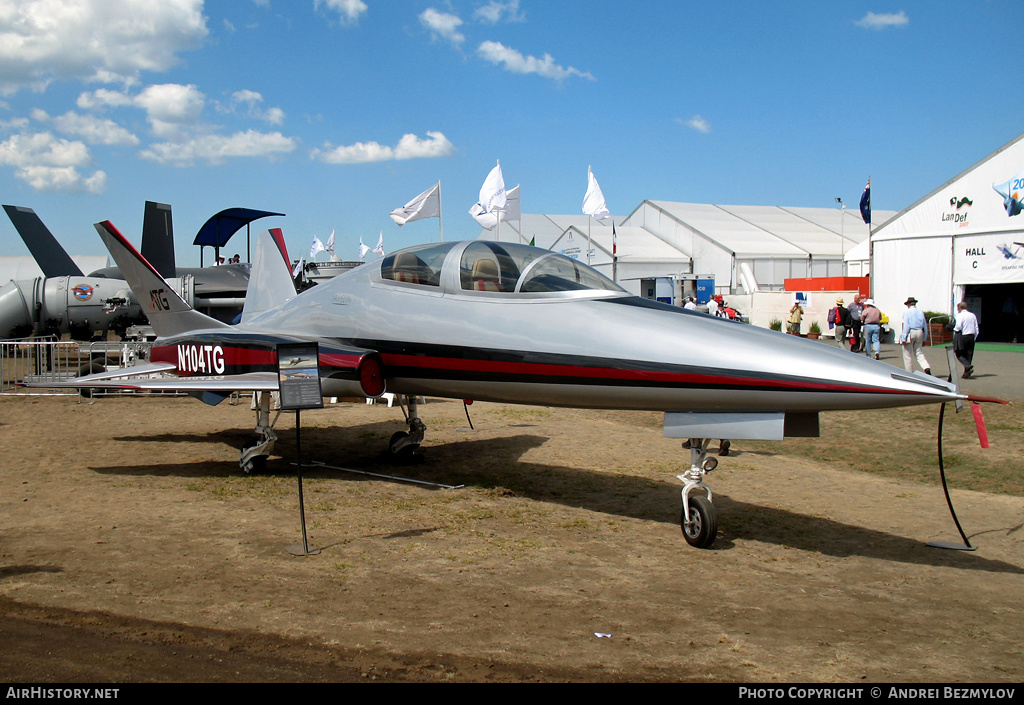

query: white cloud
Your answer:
[311,131,455,164]
[34,108,139,145]
[76,88,136,110]
[0,130,106,192]
[0,0,208,94]
[855,11,909,30]
[315,0,367,25]
[476,41,594,81]
[230,90,285,125]
[681,115,710,134]
[141,130,297,165]
[135,83,205,124]
[419,8,465,46]
[474,1,524,25]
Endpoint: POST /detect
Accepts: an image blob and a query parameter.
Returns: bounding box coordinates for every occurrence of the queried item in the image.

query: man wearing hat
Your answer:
[829,297,853,349]
[899,296,931,374]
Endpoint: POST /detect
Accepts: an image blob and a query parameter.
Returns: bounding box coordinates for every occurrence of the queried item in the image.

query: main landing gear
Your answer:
[241,391,280,474]
[388,395,426,459]
[677,439,719,548]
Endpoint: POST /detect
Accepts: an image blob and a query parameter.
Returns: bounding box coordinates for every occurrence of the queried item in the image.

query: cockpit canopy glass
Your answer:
[459,241,625,294]
[380,242,456,287]
[380,241,625,295]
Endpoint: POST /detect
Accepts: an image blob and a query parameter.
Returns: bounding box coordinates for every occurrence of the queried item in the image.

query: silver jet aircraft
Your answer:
[38,220,993,549]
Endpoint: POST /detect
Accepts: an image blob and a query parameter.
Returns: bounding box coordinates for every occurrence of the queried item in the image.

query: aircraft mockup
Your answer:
[1,203,276,339]
[32,220,991,548]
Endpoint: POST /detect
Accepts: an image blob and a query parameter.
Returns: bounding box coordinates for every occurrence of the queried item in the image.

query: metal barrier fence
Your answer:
[0,337,160,397]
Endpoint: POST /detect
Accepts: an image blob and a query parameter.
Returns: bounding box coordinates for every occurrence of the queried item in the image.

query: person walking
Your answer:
[847,295,864,352]
[861,298,882,360]
[953,301,979,378]
[899,296,930,374]
[829,297,853,349]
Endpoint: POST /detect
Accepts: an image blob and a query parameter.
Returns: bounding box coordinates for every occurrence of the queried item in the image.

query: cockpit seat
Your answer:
[393,252,423,284]
[471,258,501,291]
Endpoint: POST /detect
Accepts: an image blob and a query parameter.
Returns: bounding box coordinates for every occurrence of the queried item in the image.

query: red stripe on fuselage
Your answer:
[380,352,918,396]
[151,345,364,376]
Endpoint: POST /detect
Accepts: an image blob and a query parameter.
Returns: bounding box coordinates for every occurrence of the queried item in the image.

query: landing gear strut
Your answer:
[241,391,280,474]
[389,395,426,458]
[677,439,719,548]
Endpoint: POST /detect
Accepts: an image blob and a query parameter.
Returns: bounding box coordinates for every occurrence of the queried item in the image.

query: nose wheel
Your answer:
[681,493,717,548]
[677,438,719,548]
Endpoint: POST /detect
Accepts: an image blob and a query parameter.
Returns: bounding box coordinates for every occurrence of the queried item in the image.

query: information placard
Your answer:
[276,343,324,410]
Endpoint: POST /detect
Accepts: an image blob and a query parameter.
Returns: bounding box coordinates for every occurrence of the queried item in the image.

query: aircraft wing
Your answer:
[24,365,279,393]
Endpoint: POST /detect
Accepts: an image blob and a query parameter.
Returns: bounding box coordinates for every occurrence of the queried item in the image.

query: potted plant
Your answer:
[807,321,821,339]
[769,318,783,332]
[924,311,952,346]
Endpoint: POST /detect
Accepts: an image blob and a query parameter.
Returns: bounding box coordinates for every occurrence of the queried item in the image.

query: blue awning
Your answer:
[193,208,284,248]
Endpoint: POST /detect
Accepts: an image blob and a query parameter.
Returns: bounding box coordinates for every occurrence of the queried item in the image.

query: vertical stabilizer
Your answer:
[241,228,297,323]
[94,220,229,337]
[140,201,176,279]
[3,205,84,277]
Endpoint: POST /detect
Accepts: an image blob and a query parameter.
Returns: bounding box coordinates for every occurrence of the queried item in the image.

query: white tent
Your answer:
[477,202,892,299]
[0,255,111,283]
[871,131,1024,337]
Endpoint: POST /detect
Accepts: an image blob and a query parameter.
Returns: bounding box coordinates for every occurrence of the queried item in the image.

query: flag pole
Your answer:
[587,166,592,262]
[438,180,444,242]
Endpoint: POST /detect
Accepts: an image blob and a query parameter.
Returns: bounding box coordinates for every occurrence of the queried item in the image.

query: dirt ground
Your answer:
[0,391,1021,683]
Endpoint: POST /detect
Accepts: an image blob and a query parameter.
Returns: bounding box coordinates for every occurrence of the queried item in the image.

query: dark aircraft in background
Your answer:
[0,203,280,339]
[30,222,1000,549]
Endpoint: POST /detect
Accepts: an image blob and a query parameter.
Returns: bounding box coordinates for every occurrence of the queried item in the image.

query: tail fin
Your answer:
[241,228,296,324]
[140,201,176,279]
[3,205,84,277]
[94,220,230,337]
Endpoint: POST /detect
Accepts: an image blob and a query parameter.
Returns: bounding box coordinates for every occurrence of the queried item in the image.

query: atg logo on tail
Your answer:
[149,288,170,312]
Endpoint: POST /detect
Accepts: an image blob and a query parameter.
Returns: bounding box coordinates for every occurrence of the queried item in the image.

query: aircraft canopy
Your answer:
[381,241,626,295]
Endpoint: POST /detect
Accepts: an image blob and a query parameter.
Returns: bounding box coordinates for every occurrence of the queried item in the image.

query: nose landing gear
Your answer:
[677,439,719,548]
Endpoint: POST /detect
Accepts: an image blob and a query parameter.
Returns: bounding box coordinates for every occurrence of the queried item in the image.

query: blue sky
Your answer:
[0,0,1021,264]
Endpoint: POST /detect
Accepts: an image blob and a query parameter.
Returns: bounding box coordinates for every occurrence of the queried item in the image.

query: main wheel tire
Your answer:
[77,361,105,399]
[681,495,718,549]
[388,431,419,458]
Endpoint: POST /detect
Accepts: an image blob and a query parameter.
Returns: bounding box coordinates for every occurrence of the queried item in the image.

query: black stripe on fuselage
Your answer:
[350,338,906,396]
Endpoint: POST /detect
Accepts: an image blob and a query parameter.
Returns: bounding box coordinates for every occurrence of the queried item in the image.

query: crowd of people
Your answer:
[824,294,980,379]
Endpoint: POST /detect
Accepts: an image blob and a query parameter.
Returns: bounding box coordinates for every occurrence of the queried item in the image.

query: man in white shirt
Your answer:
[953,301,980,378]
[707,295,720,317]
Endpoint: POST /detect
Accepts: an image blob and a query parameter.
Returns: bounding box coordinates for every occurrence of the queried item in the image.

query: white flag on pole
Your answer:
[310,235,325,259]
[372,232,385,256]
[478,161,507,215]
[470,184,520,230]
[504,185,520,223]
[358,237,369,260]
[583,166,610,220]
[325,229,336,256]
[291,258,305,278]
[390,182,441,226]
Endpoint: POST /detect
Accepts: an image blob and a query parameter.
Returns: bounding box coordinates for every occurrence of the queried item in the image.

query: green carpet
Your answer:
[974,342,1024,352]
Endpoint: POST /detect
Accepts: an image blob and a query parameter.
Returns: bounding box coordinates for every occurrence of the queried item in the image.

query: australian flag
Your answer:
[859,179,871,225]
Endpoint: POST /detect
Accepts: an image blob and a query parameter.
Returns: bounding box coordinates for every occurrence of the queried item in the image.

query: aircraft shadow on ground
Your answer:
[96,423,1022,575]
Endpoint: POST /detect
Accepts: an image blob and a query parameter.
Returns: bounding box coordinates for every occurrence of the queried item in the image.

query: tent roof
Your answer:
[193,208,284,248]
[644,201,891,258]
